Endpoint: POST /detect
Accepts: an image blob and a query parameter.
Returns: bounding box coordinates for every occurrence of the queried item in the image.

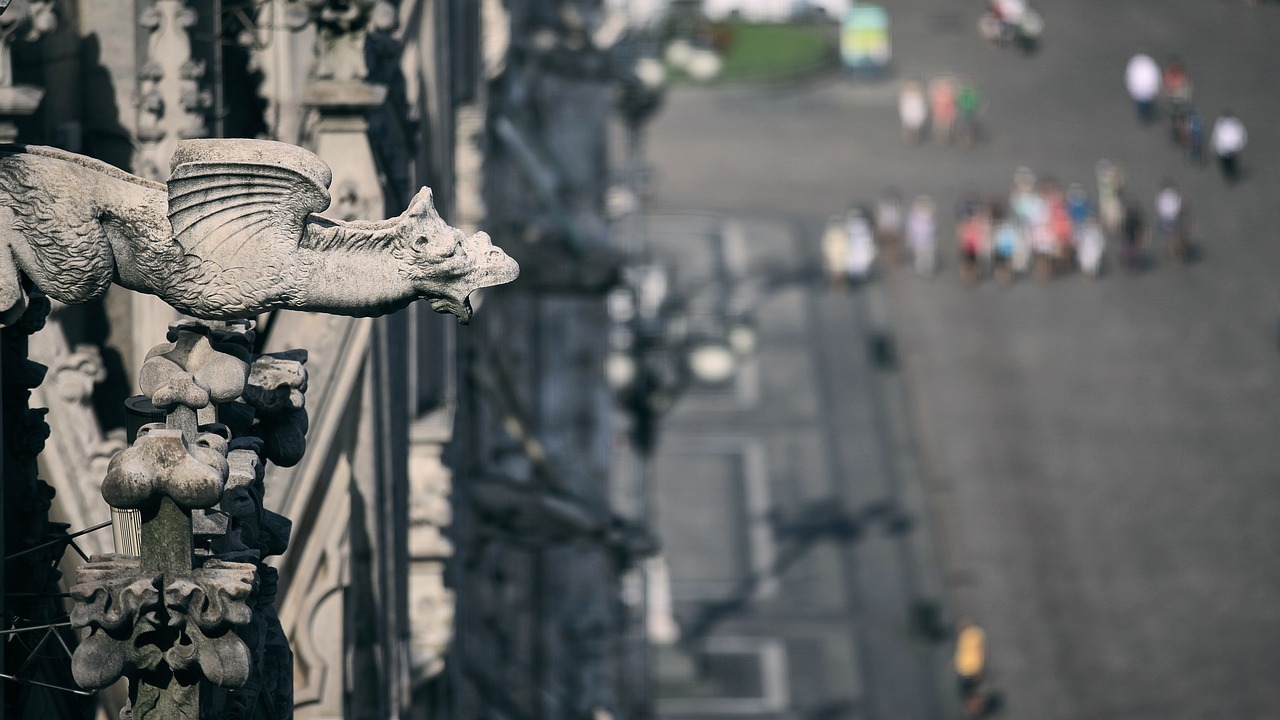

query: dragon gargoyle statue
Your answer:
[0,138,519,324]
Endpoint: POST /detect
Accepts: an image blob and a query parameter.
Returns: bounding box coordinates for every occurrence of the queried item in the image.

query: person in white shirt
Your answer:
[1125,54,1160,123]
[1211,111,1247,182]
[1155,182,1182,235]
[907,196,937,276]
[1075,217,1105,277]
[899,80,928,144]
[1155,181,1187,259]
[844,209,876,282]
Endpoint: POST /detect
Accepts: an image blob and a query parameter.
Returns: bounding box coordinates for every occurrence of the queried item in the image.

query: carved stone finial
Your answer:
[101,423,229,510]
[288,0,398,82]
[140,330,250,410]
[71,322,267,715]
[0,139,519,325]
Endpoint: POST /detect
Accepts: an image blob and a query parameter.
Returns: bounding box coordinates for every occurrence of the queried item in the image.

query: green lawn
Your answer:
[720,22,837,81]
[673,22,838,84]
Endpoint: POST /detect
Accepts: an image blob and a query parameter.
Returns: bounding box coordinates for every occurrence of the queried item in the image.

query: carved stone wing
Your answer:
[167,139,333,268]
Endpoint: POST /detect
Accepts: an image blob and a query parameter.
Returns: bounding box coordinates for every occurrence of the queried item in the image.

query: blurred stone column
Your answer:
[0,0,55,142]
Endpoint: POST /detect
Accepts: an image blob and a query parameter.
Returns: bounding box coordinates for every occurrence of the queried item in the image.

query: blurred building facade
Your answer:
[0,0,657,718]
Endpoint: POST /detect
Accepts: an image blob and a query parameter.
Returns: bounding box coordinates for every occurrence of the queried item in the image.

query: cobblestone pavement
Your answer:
[643,211,954,720]
[643,2,1280,718]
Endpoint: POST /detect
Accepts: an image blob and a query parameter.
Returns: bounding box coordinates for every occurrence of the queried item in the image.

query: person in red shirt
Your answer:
[930,76,958,144]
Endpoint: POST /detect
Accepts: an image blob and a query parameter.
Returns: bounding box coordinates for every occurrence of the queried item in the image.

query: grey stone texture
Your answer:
[68,318,305,718]
[0,138,518,324]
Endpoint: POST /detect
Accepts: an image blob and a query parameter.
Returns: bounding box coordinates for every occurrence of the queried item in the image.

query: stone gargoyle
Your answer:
[0,138,519,324]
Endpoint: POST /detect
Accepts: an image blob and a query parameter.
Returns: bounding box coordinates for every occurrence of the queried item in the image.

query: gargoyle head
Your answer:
[394,188,520,323]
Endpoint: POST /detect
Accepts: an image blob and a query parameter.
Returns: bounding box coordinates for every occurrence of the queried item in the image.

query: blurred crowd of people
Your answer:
[899,75,985,147]
[1125,53,1247,182]
[822,161,1193,288]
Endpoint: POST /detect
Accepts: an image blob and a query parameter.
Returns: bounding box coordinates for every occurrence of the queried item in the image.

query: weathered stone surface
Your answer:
[101,425,228,510]
[203,434,294,717]
[163,560,256,688]
[0,138,518,324]
[68,555,164,691]
[72,317,273,711]
[243,350,310,467]
[289,0,397,83]
[70,554,257,691]
[133,0,208,182]
[140,332,250,410]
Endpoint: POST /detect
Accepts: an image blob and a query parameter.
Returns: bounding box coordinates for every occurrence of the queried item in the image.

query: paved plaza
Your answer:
[642,2,1280,718]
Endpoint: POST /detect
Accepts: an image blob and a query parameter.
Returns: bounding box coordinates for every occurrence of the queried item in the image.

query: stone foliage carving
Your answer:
[68,556,163,690]
[69,320,304,718]
[211,431,296,717]
[70,555,256,690]
[0,138,519,325]
[102,424,230,510]
[140,330,251,410]
[243,350,310,467]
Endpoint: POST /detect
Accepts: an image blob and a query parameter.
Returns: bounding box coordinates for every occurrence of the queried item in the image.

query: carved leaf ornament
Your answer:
[70,555,258,690]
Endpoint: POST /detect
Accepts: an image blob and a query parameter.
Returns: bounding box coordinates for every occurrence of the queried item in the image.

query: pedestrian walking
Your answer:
[845,207,877,282]
[1156,181,1190,261]
[1095,159,1125,238]
[907,195,938,276]
[1029,181,1056,280]
[1076,216,1105,277]
[992,204,1019,282]
[957,205,987,283]
[1155,180,1182,238]
[1125,53,1161,123]
[1008,167,1039,274]
[1066,182,1090,229]
[929,76,958,145]
[956,82,984,147]
[899,80,928,143]
[1121,201,1146,271]
[821,215,850,290]
[1161,55,1192,111]
[1211,110,1247,182]
[954,620,988,719]
[1184,108,1205,166]
[1046,183,1075,273]
[874,187,905,261]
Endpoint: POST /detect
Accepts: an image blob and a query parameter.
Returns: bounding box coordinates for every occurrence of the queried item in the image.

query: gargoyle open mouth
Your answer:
[430,294,472,323]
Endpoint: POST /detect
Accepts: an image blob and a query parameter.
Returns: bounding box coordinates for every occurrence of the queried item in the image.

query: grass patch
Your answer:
[671,22,837,84]
[720,22,836,80]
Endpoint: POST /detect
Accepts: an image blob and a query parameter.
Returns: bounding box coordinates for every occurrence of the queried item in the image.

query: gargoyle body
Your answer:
[0,139,519,324]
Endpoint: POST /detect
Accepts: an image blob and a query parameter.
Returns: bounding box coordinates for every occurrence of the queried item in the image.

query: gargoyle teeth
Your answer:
[429,296,472,324]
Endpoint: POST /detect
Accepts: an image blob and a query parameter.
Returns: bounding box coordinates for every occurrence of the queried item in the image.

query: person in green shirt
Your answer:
[956,83,983,147]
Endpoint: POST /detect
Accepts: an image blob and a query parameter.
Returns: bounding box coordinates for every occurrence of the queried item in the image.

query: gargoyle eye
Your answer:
[413,234,432,250]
